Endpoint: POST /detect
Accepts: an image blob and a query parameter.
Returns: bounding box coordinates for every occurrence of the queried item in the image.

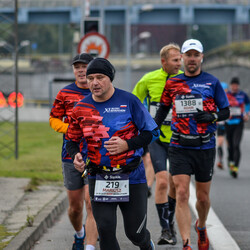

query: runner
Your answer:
[155,39,230,250]
[132,43,182,245]
[50,53,98,250]
[225,77,250,178]
[66,58,159,250]
[142,97,155,198]
[142,146,155,198]
[216,82,228,170]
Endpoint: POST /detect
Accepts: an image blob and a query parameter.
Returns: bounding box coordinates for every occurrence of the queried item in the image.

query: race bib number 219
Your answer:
[94,173,129,202]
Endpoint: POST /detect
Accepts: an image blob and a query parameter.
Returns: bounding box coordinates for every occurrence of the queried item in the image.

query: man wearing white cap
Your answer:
[154,39,230,250]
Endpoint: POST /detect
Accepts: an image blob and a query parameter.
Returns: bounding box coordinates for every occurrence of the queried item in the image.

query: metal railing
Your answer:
[0,0,249,8]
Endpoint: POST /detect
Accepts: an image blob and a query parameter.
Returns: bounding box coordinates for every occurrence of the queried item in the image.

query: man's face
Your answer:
[73,62,88,87]
[87,73,113,101]
[182,49,203,76]
[161,49,181,75]
[230,83,239,93]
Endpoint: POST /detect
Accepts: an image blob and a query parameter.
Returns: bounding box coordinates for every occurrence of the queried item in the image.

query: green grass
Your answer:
[0,122,63,183]
[0,225,16,249]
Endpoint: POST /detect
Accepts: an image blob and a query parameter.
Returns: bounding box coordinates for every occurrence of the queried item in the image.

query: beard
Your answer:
[185,63,200,75]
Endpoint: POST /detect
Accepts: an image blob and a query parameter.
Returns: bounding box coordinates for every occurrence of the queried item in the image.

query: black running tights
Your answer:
[225,121,244,167]
[89,179,152,250]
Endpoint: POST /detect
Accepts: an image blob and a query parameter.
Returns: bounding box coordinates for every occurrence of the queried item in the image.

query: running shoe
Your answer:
[194,220,209,250]
[157,228,173,245]
[231,166,238,178]
[183,244,193,250]
[150,239,155,250]
[169,222,177,245]
[72,233,85,250]
[183,239,193,250]
[217,162,223,170]
[229,163,234,177]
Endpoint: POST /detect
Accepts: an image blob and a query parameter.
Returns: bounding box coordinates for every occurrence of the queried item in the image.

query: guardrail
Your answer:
[23,99,50,108]
[1,0,250,8]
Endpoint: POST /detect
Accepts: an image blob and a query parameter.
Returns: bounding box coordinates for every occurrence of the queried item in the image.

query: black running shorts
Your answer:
[168,146,215,182]
[217,124,226,136]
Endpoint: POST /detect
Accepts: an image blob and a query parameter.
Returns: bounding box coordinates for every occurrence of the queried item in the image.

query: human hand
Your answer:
[73,153,86,172]
[243,113,249,122]
[104,136,129,155]
[194,109,216,123]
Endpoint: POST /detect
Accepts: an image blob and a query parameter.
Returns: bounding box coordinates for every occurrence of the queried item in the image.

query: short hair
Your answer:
[160,43,180,59]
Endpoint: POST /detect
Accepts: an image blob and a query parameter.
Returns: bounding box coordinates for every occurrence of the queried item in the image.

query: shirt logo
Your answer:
[193,83,210,88]
[103,106,127,113]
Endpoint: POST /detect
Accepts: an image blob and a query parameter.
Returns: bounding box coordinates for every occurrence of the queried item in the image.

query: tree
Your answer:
[190,24,227,52]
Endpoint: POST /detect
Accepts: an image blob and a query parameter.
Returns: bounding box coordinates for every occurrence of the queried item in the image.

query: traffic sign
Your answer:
[77,32,110,58]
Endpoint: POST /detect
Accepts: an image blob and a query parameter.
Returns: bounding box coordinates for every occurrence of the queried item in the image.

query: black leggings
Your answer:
[225,121,244,167]
[89,179,151,250]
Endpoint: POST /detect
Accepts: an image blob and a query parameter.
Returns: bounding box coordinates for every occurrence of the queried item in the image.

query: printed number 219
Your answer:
[106,181,119,188]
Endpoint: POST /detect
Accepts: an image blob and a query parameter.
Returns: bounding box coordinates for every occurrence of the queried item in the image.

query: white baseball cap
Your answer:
[181,39,203,53]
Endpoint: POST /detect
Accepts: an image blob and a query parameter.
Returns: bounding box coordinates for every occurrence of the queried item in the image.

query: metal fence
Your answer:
[0,0,18,159]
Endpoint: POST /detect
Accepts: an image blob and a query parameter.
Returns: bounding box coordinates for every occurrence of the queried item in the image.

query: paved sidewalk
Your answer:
[1,177,67,250]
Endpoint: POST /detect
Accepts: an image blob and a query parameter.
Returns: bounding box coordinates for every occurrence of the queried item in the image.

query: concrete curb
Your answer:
[5,192,68,250]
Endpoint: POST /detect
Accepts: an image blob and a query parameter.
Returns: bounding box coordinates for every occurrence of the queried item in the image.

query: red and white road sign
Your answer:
[77,32,110,59]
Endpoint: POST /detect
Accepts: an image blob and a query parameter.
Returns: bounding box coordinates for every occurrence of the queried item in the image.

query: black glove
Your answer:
[194,109,217,123]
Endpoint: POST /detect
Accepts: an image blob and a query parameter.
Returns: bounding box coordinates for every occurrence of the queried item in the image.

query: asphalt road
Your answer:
[30,130,250,250]
[210,129,250,250]
[30,186,199,250]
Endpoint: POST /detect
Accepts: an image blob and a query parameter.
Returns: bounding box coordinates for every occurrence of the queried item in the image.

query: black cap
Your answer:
[230,77,240,85]
[72,53,93,65]
[86,58,115,82]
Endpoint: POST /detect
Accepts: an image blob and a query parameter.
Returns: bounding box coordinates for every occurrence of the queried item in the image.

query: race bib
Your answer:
[149,102,172,125]
[175,94,203,118]
[230,107,241,116]
[94,173,129,202]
